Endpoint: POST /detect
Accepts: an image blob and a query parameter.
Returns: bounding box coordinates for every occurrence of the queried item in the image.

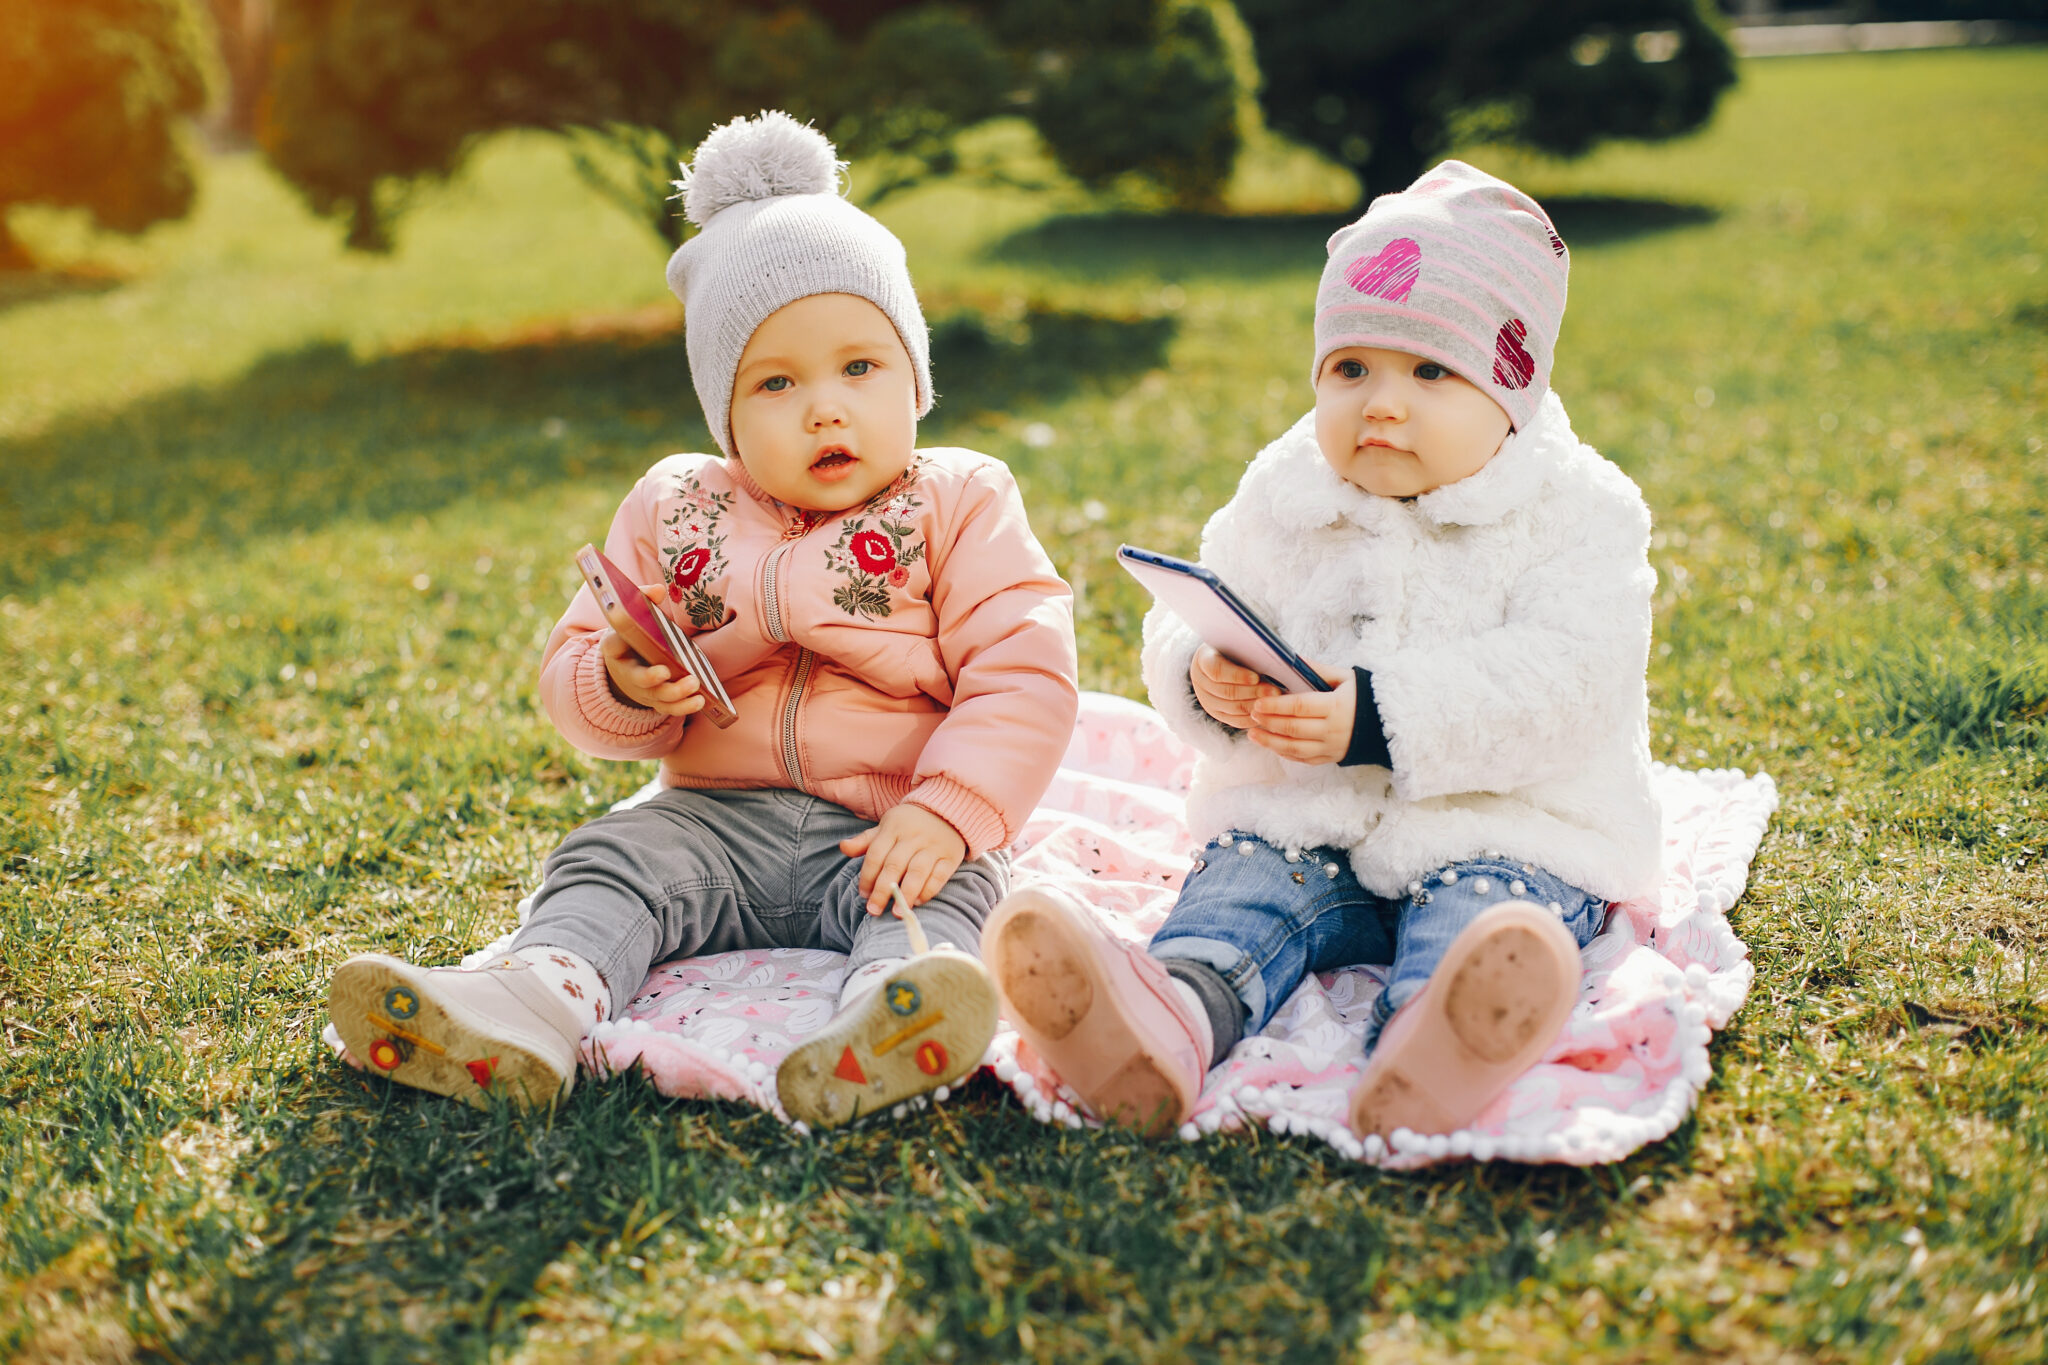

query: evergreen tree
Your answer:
[1236,0,1737,205]
[257,0,1239,251]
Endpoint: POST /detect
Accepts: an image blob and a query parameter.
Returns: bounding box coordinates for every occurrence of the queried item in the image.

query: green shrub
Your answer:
[0,0,214,267]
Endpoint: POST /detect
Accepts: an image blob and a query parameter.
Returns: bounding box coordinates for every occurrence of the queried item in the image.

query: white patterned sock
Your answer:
[838,956,907,1011]
[514,946,611,1032]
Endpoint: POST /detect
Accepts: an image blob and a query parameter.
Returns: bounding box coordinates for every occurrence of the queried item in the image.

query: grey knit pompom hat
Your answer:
[665,111,933,457]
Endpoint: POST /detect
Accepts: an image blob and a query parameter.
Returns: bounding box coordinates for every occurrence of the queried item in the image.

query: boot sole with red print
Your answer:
[776,948,998,1129]
[328,954,579,1111]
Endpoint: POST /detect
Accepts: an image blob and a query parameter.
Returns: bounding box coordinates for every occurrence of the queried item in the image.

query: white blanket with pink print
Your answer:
[470,692,1776,1168]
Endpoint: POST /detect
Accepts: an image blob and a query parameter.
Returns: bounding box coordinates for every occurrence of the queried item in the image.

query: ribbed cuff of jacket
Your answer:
[1339,666,1393,769]
[574,642,679,742]
[904,775,1010,859]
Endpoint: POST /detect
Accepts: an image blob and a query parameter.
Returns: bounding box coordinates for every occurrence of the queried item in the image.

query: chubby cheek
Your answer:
[887,378,919,444]
[728,400,785,464]
[886,399,918,465]
[1439,408,1511,483]
[1312,396,1356,475]
[858,388,918,479]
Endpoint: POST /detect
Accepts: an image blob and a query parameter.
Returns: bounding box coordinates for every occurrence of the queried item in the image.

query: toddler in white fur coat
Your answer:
[983,160,1663,1143]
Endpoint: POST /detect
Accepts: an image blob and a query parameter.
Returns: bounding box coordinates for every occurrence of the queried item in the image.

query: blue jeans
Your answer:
[1148,832,1608,1052]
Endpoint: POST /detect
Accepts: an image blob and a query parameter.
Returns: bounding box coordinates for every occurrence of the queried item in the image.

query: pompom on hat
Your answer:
[666,111,932,457]
[1314,160,1568,430]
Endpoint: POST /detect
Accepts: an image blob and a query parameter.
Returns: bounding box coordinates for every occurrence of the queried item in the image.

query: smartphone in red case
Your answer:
[574,543,738,728]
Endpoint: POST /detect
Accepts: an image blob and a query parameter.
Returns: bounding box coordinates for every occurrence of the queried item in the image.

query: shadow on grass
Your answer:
[0,305,1174,599]
[931,306,1176,417]
[985,195,1719,281]
[988,211,1354,281]
[166,1064,1699,1363]
[2011,298,2048,330]
[172,1069,769,1361]
[1545,195,1720,247]
[0,267,124,316]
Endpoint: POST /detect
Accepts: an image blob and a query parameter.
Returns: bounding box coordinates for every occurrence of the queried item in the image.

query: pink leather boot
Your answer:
[1347,900,1582,1140]
[984,884,1211,1136]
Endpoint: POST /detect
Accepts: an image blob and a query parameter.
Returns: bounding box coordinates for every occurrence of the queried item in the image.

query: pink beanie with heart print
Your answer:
[1314,160,1568,430]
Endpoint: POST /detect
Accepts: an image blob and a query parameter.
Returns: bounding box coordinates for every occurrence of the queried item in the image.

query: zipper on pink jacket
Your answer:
[779,650,816,791]
[758,538,813,791]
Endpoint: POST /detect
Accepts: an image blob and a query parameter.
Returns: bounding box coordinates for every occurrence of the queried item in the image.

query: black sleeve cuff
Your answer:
[1339,666,1393,769]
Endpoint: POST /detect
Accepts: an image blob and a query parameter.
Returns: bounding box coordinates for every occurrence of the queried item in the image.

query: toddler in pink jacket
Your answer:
[328,112,1080,1127]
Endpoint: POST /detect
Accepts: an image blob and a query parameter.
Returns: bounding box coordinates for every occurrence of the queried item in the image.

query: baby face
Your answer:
[1313,346,1512,498]
[729,293,918,511]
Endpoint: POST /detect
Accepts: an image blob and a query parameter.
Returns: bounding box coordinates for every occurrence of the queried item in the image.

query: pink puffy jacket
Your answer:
[539,447,1080,857]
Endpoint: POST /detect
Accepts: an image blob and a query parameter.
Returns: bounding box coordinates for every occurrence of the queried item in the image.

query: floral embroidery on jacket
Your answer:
[822,466,925,620]
[660,475,736,629]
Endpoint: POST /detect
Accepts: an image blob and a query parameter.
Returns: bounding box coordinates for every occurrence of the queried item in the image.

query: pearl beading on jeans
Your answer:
[958,769,1782,1174]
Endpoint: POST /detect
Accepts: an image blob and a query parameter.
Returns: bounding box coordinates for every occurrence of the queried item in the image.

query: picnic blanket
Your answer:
[397,692,1775,1168]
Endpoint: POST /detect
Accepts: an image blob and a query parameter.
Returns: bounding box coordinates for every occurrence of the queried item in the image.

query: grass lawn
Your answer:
[3,46,2045,1364]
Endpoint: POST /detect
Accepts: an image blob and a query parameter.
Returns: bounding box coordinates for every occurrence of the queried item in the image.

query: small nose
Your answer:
[1360,374,1404,420]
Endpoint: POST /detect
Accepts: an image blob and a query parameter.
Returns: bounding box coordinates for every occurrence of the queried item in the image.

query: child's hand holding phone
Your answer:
[1195,646,1357,763]
[602,584,707,718]
[1190,645,1279,729]
[576,543,738,726]
[1246,668,1356,764]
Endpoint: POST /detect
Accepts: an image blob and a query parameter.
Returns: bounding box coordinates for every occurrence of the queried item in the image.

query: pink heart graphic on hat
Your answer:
[1493,318,1536,390]
[1345,238,1421,302]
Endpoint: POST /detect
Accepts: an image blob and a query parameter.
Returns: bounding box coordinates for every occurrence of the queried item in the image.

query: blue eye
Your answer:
[1415,362,1448,381]
[845,360,872,376]
[762,376,791,392]
[1336,359,1365,379]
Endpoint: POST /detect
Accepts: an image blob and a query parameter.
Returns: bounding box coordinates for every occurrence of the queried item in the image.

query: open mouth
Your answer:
[811,447,856,474]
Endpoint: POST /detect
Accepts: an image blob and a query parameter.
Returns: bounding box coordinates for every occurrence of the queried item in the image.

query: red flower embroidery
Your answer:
[850,531,896,574]
[888,566,910,588]
[671,546,711,591]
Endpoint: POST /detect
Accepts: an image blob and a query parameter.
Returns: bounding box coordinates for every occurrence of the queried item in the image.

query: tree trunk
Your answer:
[0,217,35,272]
[205,0,273,144]
[1353,99,1430,211]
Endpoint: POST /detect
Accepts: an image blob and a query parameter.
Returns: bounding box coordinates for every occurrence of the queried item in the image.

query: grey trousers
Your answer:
[510,787,1009,1018]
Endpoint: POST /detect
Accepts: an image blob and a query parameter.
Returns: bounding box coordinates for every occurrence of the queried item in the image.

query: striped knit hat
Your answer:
[666,111,933,457]
[1313,160,1568,430]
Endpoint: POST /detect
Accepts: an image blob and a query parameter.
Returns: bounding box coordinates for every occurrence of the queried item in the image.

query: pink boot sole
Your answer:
[984,885,1204,1137]
[1347,901,1583,1140]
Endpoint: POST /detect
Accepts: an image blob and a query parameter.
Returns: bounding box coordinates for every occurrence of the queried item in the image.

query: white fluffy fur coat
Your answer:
[1140,391,1663,902]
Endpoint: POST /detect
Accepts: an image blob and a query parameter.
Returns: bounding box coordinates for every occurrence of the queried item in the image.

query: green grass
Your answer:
[2,47,2044,1363]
